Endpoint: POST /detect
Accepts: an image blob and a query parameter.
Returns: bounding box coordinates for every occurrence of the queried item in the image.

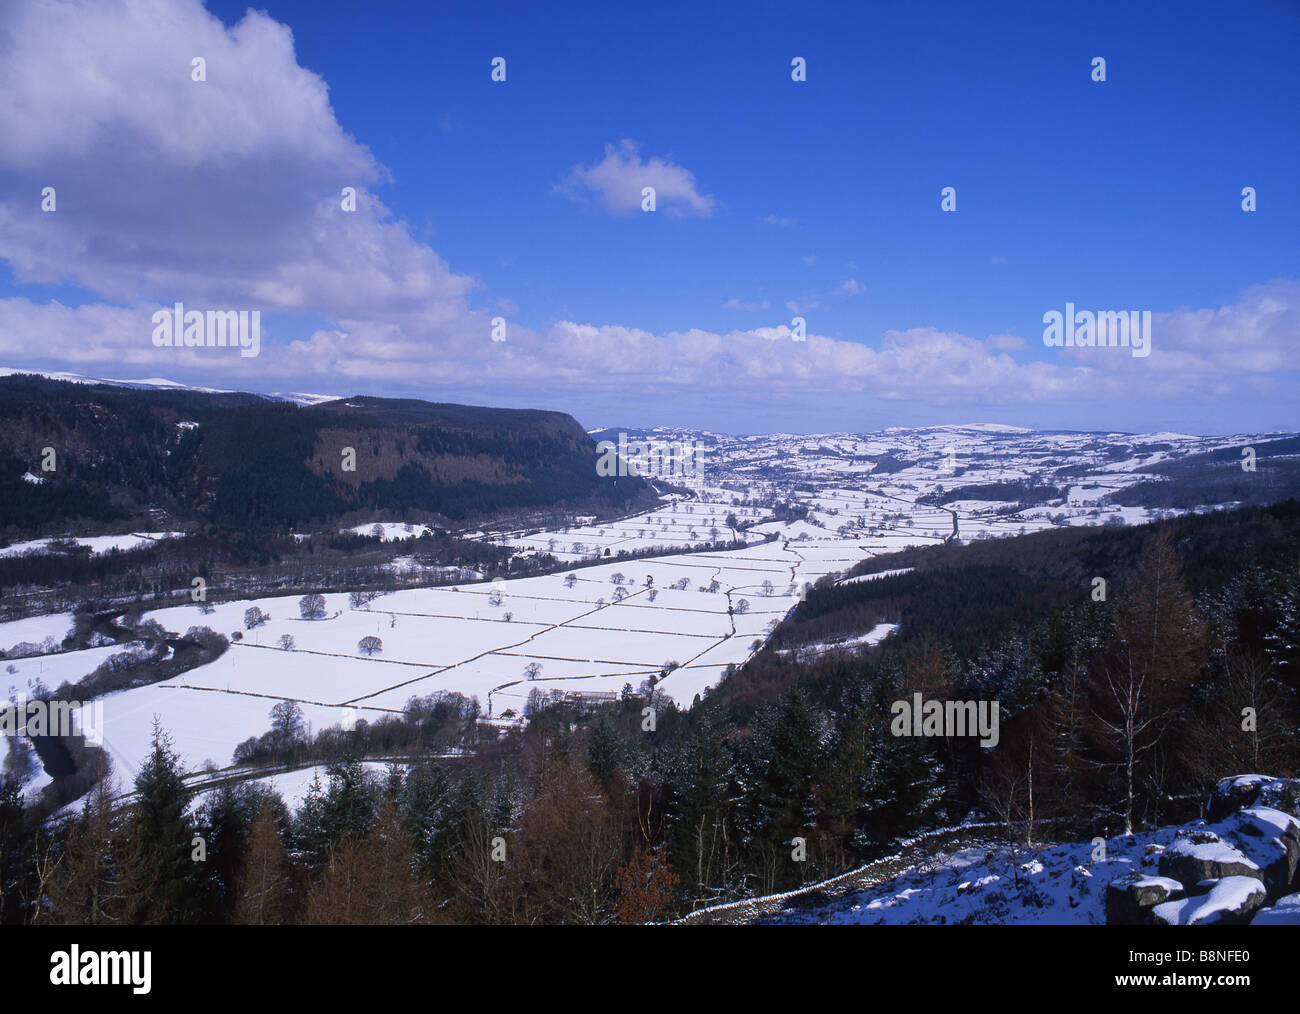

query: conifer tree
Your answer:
[0,775,30,924]
[233,801,294,925]
[587,717,622,787]
[666,703,736,905]
[122,721,200,924]
[401,760,454,882]
[48,775,127,925]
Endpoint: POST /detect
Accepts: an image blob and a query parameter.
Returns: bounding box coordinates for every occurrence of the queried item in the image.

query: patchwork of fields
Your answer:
[3,423,1275,783]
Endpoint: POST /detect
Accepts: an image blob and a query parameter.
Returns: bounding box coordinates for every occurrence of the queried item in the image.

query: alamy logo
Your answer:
[890,693,999,747]
[1042,303,1151,358]
[1,694,103,745]
[151,302,261,358]
[50,947,151,994]
[596,433,706,479]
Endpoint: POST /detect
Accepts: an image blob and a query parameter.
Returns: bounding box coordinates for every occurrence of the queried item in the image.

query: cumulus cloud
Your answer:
[1050,279,1300,399]
[555,140,717,218]
[0,0,482,341]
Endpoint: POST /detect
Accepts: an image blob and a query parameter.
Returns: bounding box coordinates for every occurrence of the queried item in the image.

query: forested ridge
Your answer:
[0,376,655,537]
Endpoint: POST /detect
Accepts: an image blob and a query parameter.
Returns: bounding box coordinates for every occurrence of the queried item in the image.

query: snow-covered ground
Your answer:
[189,761,400,811]
[79,541,818,773]
[4,642,151,695]
[837,568,914,585]
[0,612,75,651]
[776,622,898,659]
[0,532,184,558]
[769,806,1300,925]
[341,522,440,541]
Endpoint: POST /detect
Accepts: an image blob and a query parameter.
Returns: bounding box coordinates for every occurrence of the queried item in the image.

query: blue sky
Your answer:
[0,0,1297,434]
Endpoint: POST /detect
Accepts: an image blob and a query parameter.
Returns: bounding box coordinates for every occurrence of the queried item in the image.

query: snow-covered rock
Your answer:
[1158,832,1262,886]
[1251,892,1300,925]
[1135,778,1300,926]
[1105,873,1185,925]
[1207,774,1300,822]
[1151,876,1267,926]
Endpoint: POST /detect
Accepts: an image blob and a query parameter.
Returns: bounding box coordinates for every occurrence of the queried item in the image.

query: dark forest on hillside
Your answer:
[0,376,656,537]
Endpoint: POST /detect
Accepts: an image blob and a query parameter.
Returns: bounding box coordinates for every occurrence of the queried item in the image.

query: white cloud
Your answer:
[839,279,865,295]
[0,0,482,343]
[763,215,797,227]
[555,140,717,218]
[724,298,771,312]
[3,280,1297,406]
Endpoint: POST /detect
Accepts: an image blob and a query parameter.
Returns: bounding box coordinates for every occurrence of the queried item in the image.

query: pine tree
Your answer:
[292,772,331,869]
[194,782,288,922]
[337,798,430,924]
[511,754,622,924]
[1264,564,1300,684]
[401,760,454,882]
[666,703,736,906]
[294,758,377,870]
[735,688,825,893]
[587,717,622,786]
[122,721,200,924]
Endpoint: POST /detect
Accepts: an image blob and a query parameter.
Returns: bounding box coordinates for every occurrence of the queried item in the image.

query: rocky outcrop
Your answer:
[1236,807,1300,895]
[1105,874,1184,925]
[1207,775,1300,822]
[1106,775,1300,926]
[1250,892,1300,925]
[1151,876,1267,925]
[1157,832,1262,886]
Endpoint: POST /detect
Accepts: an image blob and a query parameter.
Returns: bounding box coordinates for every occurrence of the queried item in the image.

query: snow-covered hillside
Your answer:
[726,776,1300,926]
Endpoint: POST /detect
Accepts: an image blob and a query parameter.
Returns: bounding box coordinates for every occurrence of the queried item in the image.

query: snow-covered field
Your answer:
[4,642,150,694]
[485,500,769,562]
[75,540,818,774]
[0,532,184,558]
[0,612,75,651]
[776,622,899,659]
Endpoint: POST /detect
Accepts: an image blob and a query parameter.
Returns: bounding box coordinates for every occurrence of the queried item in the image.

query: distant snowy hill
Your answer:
[0,366,336,406]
